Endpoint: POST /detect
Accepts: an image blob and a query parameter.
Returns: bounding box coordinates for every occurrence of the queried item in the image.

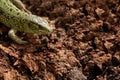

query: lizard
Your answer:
[0,0,52,44]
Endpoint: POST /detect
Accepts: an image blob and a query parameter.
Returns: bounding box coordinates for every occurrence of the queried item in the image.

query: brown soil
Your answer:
[0,0,120,80]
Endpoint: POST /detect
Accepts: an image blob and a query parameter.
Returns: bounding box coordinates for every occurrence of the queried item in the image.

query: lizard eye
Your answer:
[38,25,44,30]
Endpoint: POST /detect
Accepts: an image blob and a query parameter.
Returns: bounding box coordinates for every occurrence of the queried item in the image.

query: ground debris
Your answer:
[0,0,119,80]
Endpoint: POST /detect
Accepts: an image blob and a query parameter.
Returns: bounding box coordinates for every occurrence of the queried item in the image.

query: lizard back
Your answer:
[0,0,32,31]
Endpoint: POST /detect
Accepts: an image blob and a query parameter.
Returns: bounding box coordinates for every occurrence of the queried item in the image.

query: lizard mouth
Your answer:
[38,29,51,34]
[38,25,52,34]
[38,26,52,34]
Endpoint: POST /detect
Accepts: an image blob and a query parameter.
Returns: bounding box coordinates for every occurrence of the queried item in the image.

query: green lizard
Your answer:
[0,0,52,44]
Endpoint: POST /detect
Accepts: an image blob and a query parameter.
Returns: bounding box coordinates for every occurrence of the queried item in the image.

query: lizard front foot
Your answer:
[8,29,28,44]
[12,0,31,13]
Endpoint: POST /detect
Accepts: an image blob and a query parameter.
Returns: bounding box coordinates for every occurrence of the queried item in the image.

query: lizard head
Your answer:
[25,15,53,34]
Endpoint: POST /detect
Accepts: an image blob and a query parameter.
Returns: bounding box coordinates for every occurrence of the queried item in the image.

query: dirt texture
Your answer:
[0,0,120,80]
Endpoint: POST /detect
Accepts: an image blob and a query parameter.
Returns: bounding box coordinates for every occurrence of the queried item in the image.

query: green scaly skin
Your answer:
[0,0,52,44]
